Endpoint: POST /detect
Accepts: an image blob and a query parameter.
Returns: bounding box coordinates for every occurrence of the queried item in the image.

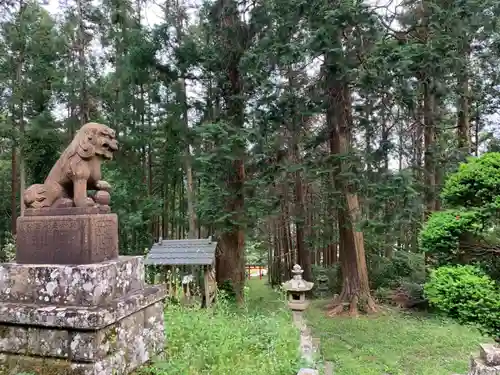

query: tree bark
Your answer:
[457,43,471,154]
[11,0,26,232]
[325,56,377,316]
[280,199,291,281]
[288,69,311,281]
[474,104,480,156]
[294,145,311,280]
[381,115,392,258]
[173,2,198,239]
[217,158,245,304]
[273,218,281,285]
[212,0,246,304]
[179,77,198,239]
[11,148,17,235]
[423,77,438,216]
[76,0,88,125]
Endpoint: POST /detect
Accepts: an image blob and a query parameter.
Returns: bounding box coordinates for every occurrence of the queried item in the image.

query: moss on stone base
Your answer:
[0,354,85,375]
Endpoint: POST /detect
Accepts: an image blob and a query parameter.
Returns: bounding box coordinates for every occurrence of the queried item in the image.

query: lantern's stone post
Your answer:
[283,264,318,374]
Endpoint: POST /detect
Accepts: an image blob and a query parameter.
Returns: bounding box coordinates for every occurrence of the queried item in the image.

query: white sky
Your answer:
[44,0,164,25]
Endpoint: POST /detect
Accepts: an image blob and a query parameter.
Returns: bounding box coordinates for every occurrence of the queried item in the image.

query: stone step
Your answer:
[324,361,334,375]
[0,256,168,375]
[0,284,166,330]
[0,298,166,374]
[0,256,145,307]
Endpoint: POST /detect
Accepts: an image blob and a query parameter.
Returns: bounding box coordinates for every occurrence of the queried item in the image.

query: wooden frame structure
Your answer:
[145,238,217,307]
[245,264,267,279]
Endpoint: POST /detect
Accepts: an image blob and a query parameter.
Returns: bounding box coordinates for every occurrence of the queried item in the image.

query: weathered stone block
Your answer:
[69,328,113,362]
[0,256,144,306]
[297,369,319,375]
[16,213,118,265]
[24,207,110,217]
[29,327,70,358]
[469,355,500,375]
[0,256,167,375]
[144,302,165,355]
[0,326,28,354]
[0,302,166,375]
[480,344,500,366]
[0,284,165,329]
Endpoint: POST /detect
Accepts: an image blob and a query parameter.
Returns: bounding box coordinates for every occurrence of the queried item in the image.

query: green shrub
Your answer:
[478,227,500,281]
[398,280,426,306]
[368,251,425,290]
[475,255,500,282]
[375,281,427,309]
[311,264,341,296]
[424,265,500,341]
[0,232,15,262]
[441,152,500,208]
[419,209,484,266]
[311,265,331,298]
[218,279,238,302]
[373,286,392,303]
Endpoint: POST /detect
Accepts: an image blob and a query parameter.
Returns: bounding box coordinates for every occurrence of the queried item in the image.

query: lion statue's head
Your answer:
[73,122,119,160]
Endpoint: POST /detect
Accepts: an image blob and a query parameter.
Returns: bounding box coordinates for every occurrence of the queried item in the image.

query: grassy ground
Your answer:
[142,279,485,375]
[306,299,487,375]
[142,279,303,375]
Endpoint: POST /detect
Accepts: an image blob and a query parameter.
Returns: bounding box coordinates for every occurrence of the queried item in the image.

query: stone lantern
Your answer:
[282,264,314,311]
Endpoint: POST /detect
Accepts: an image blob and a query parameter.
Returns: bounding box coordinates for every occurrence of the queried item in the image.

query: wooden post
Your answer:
[183,275,191,303]
[204,265,211,308]
[210,265,217,305]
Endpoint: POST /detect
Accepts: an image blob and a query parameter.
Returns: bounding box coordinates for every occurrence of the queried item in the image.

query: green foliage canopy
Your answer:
[420,153,500,270]
[441,152,500,209]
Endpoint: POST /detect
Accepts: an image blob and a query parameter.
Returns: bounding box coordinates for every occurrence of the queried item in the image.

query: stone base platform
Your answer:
[469,357,500,375]
[468,344,500,375]
[0,256,167,375]
[16,209,118,265]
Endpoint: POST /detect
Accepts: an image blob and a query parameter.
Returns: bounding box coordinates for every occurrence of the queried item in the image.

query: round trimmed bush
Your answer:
[424,265,500,341]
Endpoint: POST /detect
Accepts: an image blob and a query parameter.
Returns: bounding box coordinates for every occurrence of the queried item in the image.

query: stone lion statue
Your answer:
[23,122,119,209]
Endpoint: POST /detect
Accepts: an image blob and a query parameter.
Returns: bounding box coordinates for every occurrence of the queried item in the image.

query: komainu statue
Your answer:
[23,122,119,210]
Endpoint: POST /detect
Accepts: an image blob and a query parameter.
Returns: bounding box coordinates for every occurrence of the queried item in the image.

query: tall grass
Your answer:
[142,280,303,375]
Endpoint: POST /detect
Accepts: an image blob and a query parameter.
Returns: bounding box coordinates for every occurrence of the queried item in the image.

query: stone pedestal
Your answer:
[0,256,168,375]
[468,344,500,375]
[16,208,118,265]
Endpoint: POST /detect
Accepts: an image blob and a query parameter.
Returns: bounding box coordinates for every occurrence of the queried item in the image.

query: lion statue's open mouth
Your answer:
[99,135,119,160]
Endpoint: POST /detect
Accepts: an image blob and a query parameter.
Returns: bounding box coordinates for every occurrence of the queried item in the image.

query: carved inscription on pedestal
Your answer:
[16,214,118,265]
[91,215,118,262]
[17,218,83,264]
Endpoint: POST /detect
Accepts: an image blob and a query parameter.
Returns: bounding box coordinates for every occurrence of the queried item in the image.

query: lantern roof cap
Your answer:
[282,264,314,292]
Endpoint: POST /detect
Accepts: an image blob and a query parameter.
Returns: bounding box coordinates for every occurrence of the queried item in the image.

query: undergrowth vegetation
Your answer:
[306,300,487,375]
[312,251,427,308]
[142,280,303,375]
